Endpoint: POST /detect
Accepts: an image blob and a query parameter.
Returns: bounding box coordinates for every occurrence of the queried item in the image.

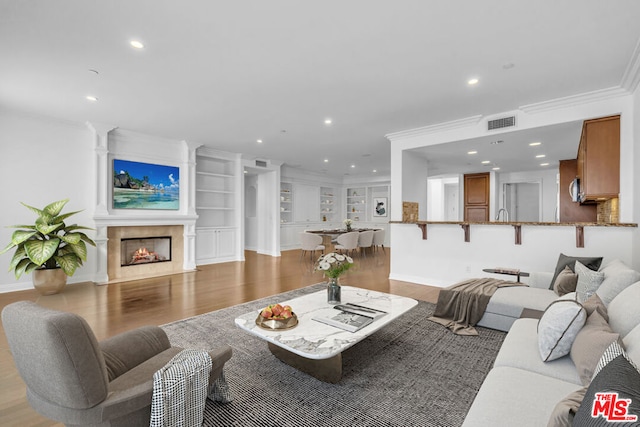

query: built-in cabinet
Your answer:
[346,187,367,221]
[576,115,620,203]
[320,187,337,222]
[195,149,240,265]
[280,182,293,224]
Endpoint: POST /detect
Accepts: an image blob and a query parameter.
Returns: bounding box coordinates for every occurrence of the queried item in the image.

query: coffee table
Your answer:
[235,286,418,383]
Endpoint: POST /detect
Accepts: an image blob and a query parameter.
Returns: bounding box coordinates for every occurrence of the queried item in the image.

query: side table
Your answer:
[482,268,530,283]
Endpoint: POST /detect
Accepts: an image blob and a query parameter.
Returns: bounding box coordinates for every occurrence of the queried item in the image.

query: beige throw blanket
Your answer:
[428,277,526,335]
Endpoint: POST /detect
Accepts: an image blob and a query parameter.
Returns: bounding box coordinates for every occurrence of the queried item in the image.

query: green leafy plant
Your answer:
[0,199,96,278]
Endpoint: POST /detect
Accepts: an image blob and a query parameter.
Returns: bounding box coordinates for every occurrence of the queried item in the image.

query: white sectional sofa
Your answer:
[463,259,640,427]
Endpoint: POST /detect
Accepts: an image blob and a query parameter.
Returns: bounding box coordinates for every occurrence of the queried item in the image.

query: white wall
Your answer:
[0,110,96,291]
[401,151,428,220]
[632,84,640,271]
[390,222,635,287]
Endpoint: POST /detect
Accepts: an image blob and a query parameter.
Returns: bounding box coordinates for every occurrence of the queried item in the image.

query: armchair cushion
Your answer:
[101,326,171,381]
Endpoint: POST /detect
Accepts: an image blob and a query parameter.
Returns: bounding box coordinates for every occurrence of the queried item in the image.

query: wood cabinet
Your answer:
[559,159,597,222]
[576,115,620,203]
[464,172,489,221]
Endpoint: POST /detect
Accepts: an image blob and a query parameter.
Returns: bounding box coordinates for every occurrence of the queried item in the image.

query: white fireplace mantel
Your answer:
[89,123,202,284]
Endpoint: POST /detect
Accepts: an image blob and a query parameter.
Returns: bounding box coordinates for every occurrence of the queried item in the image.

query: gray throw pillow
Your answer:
[538,299,587,362]
[570,310,620,386]
[553,266,578,296]
[575,260,605,303]
[573,341,640,425]
[549,253,603,290]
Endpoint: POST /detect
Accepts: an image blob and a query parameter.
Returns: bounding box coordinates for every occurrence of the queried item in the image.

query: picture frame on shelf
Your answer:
[373,197,387,217]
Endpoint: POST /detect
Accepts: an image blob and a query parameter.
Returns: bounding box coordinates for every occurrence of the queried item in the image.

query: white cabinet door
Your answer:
[196,227,237,265]
[293,184,320,222]
[216,229,236,258]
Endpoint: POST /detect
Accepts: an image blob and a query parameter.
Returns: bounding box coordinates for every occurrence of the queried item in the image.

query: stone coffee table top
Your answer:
[235,286,418,360]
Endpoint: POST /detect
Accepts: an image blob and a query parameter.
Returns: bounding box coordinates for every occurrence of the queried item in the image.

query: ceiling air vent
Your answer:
[487,116,516,131]
[255,160,268,168]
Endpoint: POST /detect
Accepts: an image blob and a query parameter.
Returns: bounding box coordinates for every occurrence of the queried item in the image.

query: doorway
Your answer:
[504,182,540,222]
[243,166,280,256]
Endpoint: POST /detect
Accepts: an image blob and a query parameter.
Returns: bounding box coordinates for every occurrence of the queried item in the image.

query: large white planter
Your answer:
[32,268,67,295]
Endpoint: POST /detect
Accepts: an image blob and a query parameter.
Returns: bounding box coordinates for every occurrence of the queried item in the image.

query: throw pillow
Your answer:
[596,259,640,306]
[575,260,605,303]
[573,341,640,425]
[537,299,587,362]
[570,310,620,386]
[549,253,603,290]
[581,293,609,322]
[546,386,588,427]
[553,265,579,296]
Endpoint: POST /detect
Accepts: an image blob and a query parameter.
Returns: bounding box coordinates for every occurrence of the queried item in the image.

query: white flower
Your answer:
[346,256,353,263]
[335,254,345,261]
[319,261,331,270]
[326,256,336,263]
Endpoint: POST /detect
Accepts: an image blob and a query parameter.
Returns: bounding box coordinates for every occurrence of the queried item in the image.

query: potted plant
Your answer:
[0,199,96,295]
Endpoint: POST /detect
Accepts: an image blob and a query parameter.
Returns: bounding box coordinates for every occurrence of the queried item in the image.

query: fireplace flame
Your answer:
[130,247,165,264]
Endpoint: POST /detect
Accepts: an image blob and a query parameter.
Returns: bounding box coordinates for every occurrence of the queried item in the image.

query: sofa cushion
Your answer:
[484,286,558,318]
[494,318,582,385]
[596,260,640,306]
[608,281,640,338]
[570,310,620,386]
[461,366,582,427]
[622,324,640,368]
[573,341,640,425]
[538,299,587,362]
[574,260,605,303]
[553,266,578,296]
[549,253,603,290]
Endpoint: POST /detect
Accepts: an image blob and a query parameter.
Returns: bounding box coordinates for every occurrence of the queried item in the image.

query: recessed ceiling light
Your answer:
[468,78,479,85]
[373,169,377,173]
[529,142,542,146]
[351,164,356,168]
[540,163,550,166]
[130,40,144,49]
[243,170,248,174]
[492,167,500,171]
[324,159,329,163]
[536,154,546,158]
[481,160,491,164]
[257,139,263,144]
[86,95,98,101]
[324,118,332,125]
[467,150,478,155]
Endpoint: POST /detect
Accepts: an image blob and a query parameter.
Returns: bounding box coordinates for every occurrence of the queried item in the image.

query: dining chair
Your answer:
[372,229,386,254]
[357,230,375,258]
[299,232,325,261]
[334,231,359,257]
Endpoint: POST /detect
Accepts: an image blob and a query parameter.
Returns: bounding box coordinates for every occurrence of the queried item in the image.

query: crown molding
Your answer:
[385,115,482,141]
[519,86,629,114]
[621,37,640,92]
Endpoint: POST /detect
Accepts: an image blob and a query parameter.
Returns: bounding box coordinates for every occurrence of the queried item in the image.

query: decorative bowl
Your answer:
[255,313,298,330]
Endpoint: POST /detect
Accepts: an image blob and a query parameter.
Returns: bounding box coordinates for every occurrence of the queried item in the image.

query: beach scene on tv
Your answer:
[113,159,180,210]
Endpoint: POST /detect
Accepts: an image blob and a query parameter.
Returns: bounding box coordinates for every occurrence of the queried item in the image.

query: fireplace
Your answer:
[106,225,185,283]
[121,236,172,267]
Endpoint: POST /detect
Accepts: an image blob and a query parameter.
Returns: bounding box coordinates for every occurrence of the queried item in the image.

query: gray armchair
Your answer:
[2,301,232,427]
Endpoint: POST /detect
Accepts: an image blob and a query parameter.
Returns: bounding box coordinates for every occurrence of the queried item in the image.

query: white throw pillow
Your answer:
[596,259,640,306]
[574,260,605,303]
[538,299,587,362]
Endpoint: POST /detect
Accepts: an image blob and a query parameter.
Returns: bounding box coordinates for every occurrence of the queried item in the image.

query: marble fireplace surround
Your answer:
[107,225,184,283]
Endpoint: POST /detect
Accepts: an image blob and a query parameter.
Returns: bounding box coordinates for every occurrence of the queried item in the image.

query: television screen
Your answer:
[113,159,180,210]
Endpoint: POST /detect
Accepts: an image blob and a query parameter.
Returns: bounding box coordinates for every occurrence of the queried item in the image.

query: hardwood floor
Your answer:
[0,249,440,426]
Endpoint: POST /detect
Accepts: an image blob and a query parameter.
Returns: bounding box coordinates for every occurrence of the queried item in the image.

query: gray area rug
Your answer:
[162,284,506,427]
